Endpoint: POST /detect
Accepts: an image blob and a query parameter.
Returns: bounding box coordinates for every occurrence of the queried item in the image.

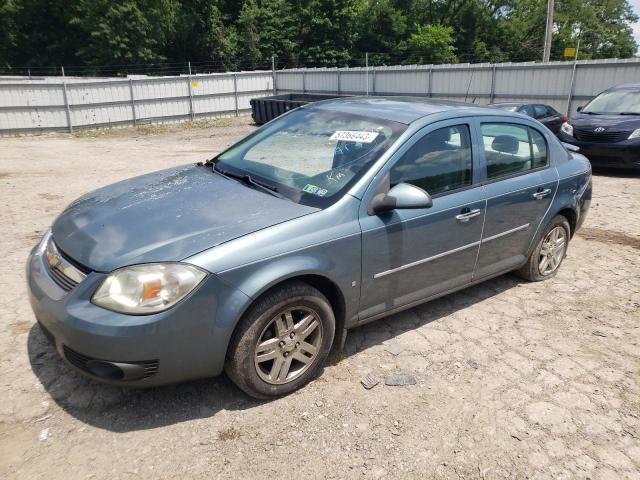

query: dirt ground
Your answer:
[1,117,639,480]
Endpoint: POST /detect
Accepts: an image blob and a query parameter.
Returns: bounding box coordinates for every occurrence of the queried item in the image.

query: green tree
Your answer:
[354,0,407,64]
[294,0,359,66]
[236,0,297,69]
[70,0,178,68]
[167,0,237,69]
[402,23,458,64]
[0,0,17,67]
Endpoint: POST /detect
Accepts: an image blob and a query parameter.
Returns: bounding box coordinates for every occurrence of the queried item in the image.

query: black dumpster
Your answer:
[250,93,345,124]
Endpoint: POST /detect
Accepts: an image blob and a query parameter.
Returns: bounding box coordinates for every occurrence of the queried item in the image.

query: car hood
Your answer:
[51,165,318,272]
[570,113,640,130]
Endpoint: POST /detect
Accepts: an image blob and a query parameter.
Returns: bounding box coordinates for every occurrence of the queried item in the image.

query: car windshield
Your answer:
[214,108,407,207]
[583,89,640,114]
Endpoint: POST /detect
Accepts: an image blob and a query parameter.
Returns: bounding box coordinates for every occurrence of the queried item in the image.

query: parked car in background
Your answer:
[27,98,592,399]
[489,103,566,134]
[558,83,640,170]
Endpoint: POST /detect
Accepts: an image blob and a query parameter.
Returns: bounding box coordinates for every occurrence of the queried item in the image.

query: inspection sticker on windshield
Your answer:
[302,184,328,197]
[330,130,379,143]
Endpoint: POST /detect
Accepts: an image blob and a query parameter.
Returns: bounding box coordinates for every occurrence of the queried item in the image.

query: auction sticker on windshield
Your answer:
[330,131,379,143]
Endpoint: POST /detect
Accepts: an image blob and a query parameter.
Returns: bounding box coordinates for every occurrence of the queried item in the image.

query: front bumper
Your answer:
[558,133,640,170]
[26,240,251,387]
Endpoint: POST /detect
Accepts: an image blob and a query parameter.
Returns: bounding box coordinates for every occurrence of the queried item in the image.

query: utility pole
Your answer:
[543,0,555,62]
[365,52,369,96]
[566,36,581,115]
[271,56,277,95]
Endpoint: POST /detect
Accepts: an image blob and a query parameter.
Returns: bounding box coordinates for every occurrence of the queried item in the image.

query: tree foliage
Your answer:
[403,24,458,64]
[0,0,637,72]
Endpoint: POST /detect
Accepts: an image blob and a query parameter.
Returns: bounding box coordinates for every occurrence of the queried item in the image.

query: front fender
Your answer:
[216,232,362,328]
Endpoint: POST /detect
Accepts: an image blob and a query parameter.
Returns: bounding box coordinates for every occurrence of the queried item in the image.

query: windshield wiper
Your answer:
[618,112,640,115]
[209,162,284,199]
[581,111,601,115]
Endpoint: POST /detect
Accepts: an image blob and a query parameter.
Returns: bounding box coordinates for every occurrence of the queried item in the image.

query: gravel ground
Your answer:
[1,117,639,480]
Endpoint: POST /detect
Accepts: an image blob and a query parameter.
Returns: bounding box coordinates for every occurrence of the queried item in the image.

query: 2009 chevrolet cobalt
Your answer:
[27,97,592,398]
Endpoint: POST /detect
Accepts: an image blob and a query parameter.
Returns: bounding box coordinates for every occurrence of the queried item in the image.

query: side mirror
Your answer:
[576,106,584,112]
[370,183,433,215]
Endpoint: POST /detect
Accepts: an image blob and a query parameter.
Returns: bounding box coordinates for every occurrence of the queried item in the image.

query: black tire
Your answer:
[516,215,571,282]
[225,281,335,399]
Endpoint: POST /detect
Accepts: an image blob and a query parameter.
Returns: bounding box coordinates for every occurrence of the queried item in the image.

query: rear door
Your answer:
[474,120,558,280]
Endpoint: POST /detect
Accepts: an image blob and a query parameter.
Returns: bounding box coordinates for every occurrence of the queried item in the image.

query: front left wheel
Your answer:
[225,281,335,399]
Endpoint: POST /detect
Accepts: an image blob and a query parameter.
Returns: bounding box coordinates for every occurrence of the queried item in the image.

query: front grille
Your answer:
[46,263,79,291]
[574,128,630,143]
[62,345,160,380]
[43,237,90,292]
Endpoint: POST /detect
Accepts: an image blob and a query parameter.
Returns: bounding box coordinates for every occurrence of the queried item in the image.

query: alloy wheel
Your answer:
[538,226,567,276]
[253,307,323,385]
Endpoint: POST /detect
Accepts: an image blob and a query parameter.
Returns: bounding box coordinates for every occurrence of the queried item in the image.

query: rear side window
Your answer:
[519,105,535,117]
[533,105,549,119]
[481,123,548,180]
[390,125,472,196]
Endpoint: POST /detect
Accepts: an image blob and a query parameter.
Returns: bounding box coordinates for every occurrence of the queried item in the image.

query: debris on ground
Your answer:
[592,330,607,337]
[384,373,417,386]
[360,373,380,390]
[384,344,403,356]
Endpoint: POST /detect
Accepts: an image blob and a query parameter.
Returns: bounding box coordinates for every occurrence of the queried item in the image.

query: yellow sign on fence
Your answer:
[564,47,576,57]
[191,81,200,88]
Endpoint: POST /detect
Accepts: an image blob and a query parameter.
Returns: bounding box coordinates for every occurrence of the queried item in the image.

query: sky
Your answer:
[632,0,640,52]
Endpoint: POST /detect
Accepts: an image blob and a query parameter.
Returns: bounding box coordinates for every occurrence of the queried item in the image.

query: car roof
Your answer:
[490,102,524,107]
[309,96,512,124]
[608,83,640,91]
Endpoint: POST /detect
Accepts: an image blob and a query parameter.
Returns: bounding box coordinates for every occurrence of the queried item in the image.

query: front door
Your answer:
[358,121,485,321]
[474,121,559,279]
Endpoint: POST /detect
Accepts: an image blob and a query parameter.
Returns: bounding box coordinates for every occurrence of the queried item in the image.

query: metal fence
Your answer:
[0,71,274,134]
[1,58,639,134]
[275,58,640,116]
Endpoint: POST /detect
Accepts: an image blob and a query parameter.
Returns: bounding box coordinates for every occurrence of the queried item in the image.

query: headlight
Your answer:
[629,129,640,140]
[92,263,207,314]
[561,122,574,137]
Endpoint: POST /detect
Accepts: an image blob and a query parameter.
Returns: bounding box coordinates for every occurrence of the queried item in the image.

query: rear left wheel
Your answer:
[225,281,335,399]
[516,215,570,282]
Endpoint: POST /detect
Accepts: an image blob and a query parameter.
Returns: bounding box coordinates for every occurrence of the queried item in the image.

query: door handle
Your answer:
[532,188,552,200]
[455,208,481,222]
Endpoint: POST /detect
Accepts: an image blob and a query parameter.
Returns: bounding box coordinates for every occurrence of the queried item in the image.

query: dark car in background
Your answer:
[489,103,566,134]
[558,83,640,170]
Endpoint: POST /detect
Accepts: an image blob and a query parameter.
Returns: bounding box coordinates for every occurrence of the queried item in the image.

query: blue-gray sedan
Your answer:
[27,97,592,398]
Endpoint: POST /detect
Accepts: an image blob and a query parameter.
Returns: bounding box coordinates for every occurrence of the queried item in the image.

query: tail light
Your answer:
[562,115,569,123]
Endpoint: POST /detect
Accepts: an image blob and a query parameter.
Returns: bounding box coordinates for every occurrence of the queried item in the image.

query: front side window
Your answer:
[481,123,548,180]
[389,125,472,196]
[215,108,407,207]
